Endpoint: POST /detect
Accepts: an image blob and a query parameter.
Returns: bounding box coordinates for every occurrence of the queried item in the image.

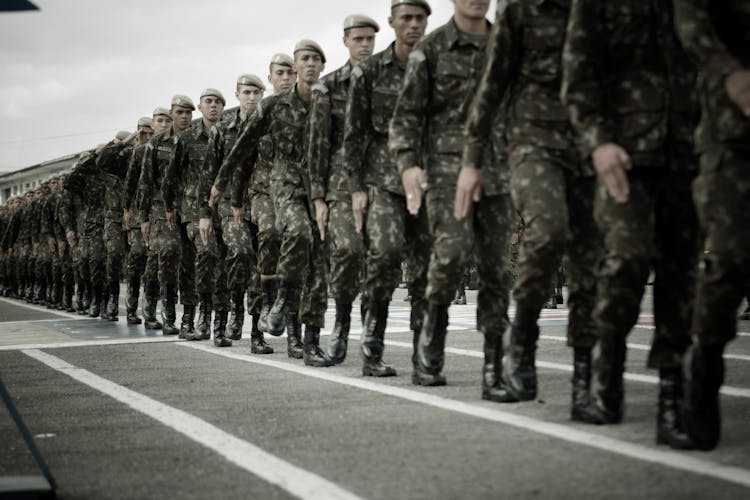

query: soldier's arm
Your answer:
[229,148,258,208]
[136,143,156,222]
[462,1,521,168]
[343,65,371,193]
[123,146,143,211]
[97,143,128,178]
[560,0,613,158]
[199,126,223,218]
[307,84,332,201]
[162,137,183,213]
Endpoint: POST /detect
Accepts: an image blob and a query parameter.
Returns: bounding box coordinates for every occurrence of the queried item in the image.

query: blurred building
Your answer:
[0,153,78,204]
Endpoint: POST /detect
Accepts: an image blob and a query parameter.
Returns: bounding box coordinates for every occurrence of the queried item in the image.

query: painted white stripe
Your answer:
[22,349,364,500]
[0,318,78,326]
[635,324,750,338]
[0,337,181,352]
[179,343,750,489]
[0,297,81,320]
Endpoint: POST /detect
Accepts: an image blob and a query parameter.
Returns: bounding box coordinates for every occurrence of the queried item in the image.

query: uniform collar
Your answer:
[446,17,492,50]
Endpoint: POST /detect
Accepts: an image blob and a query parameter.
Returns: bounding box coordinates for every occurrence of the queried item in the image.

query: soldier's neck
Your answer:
[454,15,488,35]
[202,117,217,130]
[393,40,413,62]
[296,81,314,102]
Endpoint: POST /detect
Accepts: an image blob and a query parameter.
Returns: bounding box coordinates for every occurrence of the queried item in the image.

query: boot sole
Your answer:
[363,367,397,377]
[411,372,446,386]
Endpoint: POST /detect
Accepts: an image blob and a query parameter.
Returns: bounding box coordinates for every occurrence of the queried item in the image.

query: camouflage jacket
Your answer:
[123,143,146,227]
[214,85,311,208]
[137,127,181,222]
[389,18,507,195]
[462,0,590,176]
[561,0,698,169]
[97,142,133,222]
[309,61,355,202]
[674,0,750,165]
[163,120,214,223]
[344,42,408,195]
[63,154,105,237]
[39,192,58,242]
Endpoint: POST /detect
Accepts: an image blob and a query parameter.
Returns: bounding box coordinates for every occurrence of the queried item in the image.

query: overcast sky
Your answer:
[0,0,496,173]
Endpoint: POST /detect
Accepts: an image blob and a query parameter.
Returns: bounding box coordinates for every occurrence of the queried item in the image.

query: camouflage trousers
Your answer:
[104,220,127,285]
[183,220,228,310]
[148,218,181,290]
[690,152,750,347]
[300,226,328,328]
[126,227,148,282]
[365,187,430,332]
[59,245,74,288]
[76,233,105,286]
[593,169,699,369]
[251,190,280,299]
[220,214,254,293]
[425,188,513,335]
[510,155,601,347]
[327,199,365,304]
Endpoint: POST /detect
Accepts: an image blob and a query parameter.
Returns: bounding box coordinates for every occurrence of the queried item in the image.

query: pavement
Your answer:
[1,288,749,499]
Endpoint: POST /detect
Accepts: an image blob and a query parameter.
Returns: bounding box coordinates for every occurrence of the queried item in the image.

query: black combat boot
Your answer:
[503,307,541,401]
[683,343,724,451]
[180,304,196,339]
[326,302,352,365]
[32,280,42,304]
[143,287,162,330]
[103,281,119,321]
[481,331,516,402]
[577,335,627,424]
[361,299,397,377]
[286,312,304,359]
[89,284,103,318]
[82,282,91,312]
[125,277,142,325]
[571,347,592,421]
[227,291,245,340]
[213,310,232,347]
[656,367,694,449]
[258,276,277,333]
[161,285,179,336]
[414,303,449,386]
[75,282,87,315]
[453,286,466,305]
[63,282,76,312]
[266,280,290,336]
[195,294,213,340]
[45,282,55,309]
[250,313,273,354]
[303,325,333,367]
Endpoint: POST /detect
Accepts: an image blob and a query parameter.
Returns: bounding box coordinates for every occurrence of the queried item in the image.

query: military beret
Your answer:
[237,74,266,91]
[391,0,431,15]
[200,88,226,106]
[137,117,153,128]
[153,107,171,118]
[270,53,294,67]
[171,94,196,110]
[294,39,326,64]
[115,130,131,141]
[344,14,380,32]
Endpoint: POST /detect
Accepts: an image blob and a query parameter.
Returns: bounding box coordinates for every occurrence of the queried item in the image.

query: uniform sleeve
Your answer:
[343,66,371,193]
[58,188,76,234]
[198,126,223,219]
[307,86,332,201]
[137,143,156,222]
[389,43,431,175]
[161,137,183,212]
[123,146,143,211]
[560,0,614,157]
[462,1,521,168]
[97,143,129,178]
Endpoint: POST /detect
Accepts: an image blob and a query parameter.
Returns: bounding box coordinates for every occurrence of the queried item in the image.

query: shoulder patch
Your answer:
[409,49,426,63]
[312,82,329,95]
[351,66,364,79]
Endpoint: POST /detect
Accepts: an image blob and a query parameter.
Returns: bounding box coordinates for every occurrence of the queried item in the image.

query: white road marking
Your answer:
[179,343,750,489]
[0,297,81,320]
[0,337,181,352]
[0,318,78,326]
[22,349,365,500]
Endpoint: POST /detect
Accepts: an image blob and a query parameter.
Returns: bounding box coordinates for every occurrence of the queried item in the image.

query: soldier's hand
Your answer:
[352,191,368,234]
[123,131,139,145]
[592,143,632,203]
[232,206,243,230]
[57,240,66,258]
[402,167,426,216]
[47,238,56,254]
[124,209,132,228]
[725,69,750,117]
[141,222,150,247]
[454,166,483,220]
[199,217,212,246]
[313,198,328,241]
[166,210,176,229]
[65,230,77,249]
[209,186,223,208]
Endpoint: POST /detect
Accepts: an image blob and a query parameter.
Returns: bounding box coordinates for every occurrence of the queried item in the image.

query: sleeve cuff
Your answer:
[581,125,615,158]
[461,142,484,169]
[396,151,419,176]
[310,183,326,201]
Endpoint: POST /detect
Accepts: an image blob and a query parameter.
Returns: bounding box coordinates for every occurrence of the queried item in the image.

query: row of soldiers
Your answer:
[1,0,748,452]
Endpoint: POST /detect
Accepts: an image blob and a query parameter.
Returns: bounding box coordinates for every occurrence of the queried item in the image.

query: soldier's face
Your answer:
[389,5,428,47]
[199,96,225,124]
[138,126,154,144]
[152,115,172,134]
[293,51,324,85]
[268,64,296,93]
[235,84,264,112]
[344,27,377,64]
[454,0,490,20]
[171,106,193,132]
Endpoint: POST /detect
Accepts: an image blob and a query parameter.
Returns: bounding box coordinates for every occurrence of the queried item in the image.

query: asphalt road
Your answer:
[1,289,749,499]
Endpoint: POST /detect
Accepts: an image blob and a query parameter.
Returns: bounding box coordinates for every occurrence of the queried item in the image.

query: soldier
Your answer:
[674,0,750,450]
[40,178,62,308]
[210,41,331,366]
[52,174,75,312]
[203,74,273,353]
[138,95,195,335]
[344,0,431,377]
[561,0,699,449]
[124,108,171,326]
[309,14,379,365]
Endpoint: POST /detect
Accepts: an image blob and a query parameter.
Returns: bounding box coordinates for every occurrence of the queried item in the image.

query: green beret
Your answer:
[200,88,226,106]
[115,130,131,141]
[237,74,266,91]
[152,107,171,118]
[294,39,326,64]
[171,94,195,111]
[270,53,294,67]
[137,117,153,128]
[344,14,380,32]
[391,0,431,15]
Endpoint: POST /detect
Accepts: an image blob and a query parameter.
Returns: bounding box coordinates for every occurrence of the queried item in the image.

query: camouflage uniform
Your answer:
[52,187,75,311]
[674,0,750,450]
[562,0,700,438]
[391,18,513,388]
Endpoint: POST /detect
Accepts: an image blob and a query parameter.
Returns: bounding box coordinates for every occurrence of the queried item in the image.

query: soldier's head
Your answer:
[152,107,172,135]
[198,89,226,126]
[454,0,489,21]
[293,40,326,85]
[343,15,379,65]
[268,53,296,93]
[235,74,265,114]
[170,95,195,133]
[389,0,430,47]
[137,117,154,144]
